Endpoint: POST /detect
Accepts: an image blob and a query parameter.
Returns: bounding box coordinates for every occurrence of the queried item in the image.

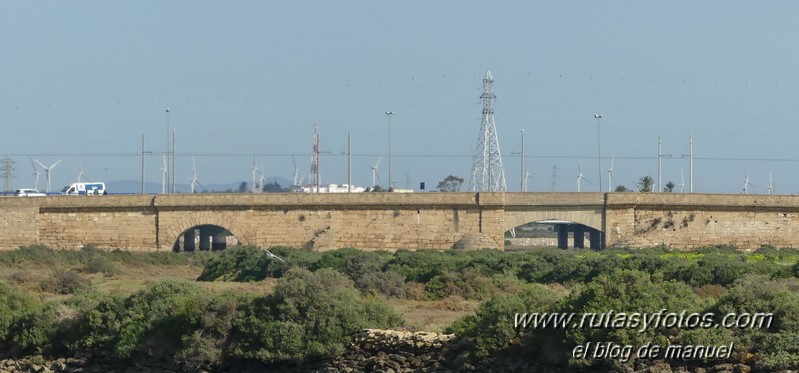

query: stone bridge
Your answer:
[0,192,797,251]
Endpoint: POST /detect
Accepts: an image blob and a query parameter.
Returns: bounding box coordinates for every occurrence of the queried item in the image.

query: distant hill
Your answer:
[107,177,293,194]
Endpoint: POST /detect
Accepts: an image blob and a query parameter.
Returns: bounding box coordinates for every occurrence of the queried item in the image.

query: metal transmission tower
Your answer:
[310,124,321,192]
[0,157,15,192]
[469,70,507,192]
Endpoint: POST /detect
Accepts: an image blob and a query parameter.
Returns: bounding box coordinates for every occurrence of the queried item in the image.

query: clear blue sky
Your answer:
[2,1,799,194]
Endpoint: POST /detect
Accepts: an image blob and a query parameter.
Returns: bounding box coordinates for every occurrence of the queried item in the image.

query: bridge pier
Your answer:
[590,230,601,250]
[573,225,585,248]
[553,223,602,250]
[556,224,569,249]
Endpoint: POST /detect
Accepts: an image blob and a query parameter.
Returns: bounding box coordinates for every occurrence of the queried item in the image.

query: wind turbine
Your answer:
[370,153,383,188]
[677,168,685,193]
[258,163,266,191]
[189,157,200,193]
[576,162,590,192]
[768,172,774,195]
[523,168,532,192]
[161,153,168,194]
[29,157,42,191]
[34,159,62,193]
[291,156,300,186]
[251,152,259,193]
[75,161,90,183]
[606,155,615,192]
[742,172,753,194]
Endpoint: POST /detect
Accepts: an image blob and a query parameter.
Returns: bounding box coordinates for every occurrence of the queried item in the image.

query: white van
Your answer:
[61,182,107,196]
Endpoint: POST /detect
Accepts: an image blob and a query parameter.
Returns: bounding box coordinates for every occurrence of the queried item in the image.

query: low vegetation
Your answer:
[0,243,798,370]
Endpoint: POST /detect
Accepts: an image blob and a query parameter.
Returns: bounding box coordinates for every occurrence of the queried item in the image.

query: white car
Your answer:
[15,189,46,197]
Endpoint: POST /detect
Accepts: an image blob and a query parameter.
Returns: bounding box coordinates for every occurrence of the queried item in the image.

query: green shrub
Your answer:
[448,284,563,360]
[0,245,58,267]
[197,246,321,282]
[559,270,714,368]
[713,275,799,370]
[39,270,91,294]
[386,249,463,283]
[312,248,392,281]
[8,302,58,354]
[0,282,60,355]
[425,268,495,300]
[83,257,118,276]
[197,246,274,281]
[232,267,401,361]
[113,280,207,358]
[356,270,408,298]
[0,282,36,342]
[174,292,241,369]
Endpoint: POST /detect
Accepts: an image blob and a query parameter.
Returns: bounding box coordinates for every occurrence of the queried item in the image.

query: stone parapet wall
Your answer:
[0,193,505,251]
[3,192,799,251]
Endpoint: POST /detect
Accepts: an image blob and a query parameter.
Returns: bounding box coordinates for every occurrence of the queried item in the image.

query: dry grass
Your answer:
[388,297,480,333]
[0,256,480,332]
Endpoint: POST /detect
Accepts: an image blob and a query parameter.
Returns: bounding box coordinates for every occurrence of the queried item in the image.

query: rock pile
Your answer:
[313,329,466,373]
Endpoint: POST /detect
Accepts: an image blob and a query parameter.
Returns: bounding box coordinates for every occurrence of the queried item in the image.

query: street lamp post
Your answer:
[594,114,603,193]
[520,129,525,191]
[165,108,170,193]
[386,111,394,190]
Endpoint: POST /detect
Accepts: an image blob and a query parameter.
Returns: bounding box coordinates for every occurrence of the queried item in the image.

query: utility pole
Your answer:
[521,129,525,191]
[165,108,170,193]
[658,135,662,193]
[347,132,352,193]
[683,134,693,193]
[551,165,559,192]
[386,111,394,190]
[511,129,526,191]
[141,133,153,194]
[689,134,693,193]
[172,128,176,193]
[594,114,603,192]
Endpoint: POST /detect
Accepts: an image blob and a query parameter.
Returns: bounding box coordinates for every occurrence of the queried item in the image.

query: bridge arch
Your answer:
[504,209,604,250]
[504,209,603,232]
[163,217,253,251]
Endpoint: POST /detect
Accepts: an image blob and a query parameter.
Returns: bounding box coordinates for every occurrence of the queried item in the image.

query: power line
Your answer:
[3,152,799,163]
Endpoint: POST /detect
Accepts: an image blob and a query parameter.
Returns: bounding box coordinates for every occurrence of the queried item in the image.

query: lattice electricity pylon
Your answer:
[0,157,15,193]
[469,70,507,192]
[310,124,320,192]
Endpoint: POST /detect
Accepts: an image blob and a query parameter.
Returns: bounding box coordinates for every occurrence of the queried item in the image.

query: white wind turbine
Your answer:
[370,153,383,188]
[576,162,590,192]
[742,172,753,194]
[29,157,42,191]
[189,157,200,193]
[250,152,260,193]
[258,163,266,191]
[677,168,685,193]
[291,156,300,186]
[75,161,90,183]
[161,153,168,194]
[251,165,259,193]
[523,168,532,192]
[606,155,615,192]
[34,159,62,193]
[768,172,774,195]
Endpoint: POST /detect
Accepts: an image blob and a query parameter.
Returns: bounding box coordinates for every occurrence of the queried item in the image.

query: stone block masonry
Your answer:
[2,192,799,252]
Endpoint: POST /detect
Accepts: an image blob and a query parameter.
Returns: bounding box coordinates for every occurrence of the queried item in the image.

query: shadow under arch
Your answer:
[172,224,240,252]
[505,220,603,250]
